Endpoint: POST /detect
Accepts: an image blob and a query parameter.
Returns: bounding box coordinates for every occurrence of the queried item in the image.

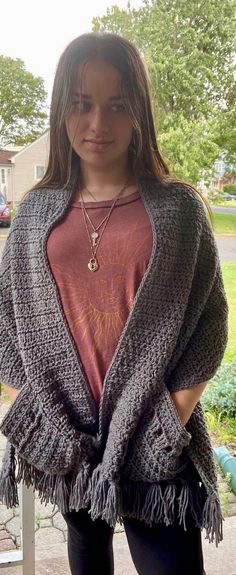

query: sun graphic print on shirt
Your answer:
[47,192,152,403]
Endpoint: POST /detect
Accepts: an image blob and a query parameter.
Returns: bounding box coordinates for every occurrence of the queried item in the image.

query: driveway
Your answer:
[212,205,236,215]
[216,237,236,262]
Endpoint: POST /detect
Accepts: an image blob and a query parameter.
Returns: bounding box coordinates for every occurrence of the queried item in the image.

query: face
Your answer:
[65,59,133,170]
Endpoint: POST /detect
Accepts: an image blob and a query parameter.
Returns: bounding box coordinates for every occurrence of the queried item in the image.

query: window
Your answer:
[35,165,45,180]
[1,169,5,184]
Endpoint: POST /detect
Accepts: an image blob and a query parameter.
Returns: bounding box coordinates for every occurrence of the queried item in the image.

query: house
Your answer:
[0,149,16,201]
[211,154,236,191]
[0,131,49,208]
[197,153,236,193]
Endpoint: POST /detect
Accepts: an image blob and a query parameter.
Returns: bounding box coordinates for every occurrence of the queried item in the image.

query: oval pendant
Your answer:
[88,258,99,272]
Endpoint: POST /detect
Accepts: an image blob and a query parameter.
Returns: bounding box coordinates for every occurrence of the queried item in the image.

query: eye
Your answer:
[71,100,90,112]
[110,104,126,112]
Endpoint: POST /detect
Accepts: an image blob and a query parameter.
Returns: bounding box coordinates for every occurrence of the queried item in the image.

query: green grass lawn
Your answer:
[0,381,10,402]
[205,411,236,453]
[210,200,236,208]
[211,212,236,235]
[221,262,236,363]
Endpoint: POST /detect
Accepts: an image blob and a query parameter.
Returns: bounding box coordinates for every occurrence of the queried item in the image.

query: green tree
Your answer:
[0,56,48,146]
[93,0,236,183]
[213,106,236,166]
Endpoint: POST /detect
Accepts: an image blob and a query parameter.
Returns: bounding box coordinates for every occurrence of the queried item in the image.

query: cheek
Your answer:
[65,114,82,143]
[116,119,133,144]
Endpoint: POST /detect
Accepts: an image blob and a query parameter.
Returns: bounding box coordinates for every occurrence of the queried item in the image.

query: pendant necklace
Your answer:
[80,179,129,272]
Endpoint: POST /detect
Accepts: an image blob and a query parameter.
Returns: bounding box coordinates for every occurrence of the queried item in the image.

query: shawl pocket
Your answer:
[122,387,191,483]
[0,384,77,475]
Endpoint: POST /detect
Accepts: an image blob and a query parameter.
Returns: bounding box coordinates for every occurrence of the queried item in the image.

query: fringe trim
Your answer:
[177,482,189,530]
[0,468,19,507]
[0,451,223,545]
[88,464,121,527]
[0,443,19,508]
[69,462,91,511]
[202,492,223,547]
[140,483,164,524]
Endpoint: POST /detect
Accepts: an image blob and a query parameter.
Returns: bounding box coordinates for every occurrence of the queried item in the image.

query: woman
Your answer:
[0,33,228,575]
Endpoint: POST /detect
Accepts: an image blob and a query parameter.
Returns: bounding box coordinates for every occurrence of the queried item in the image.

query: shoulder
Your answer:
[157,178,206,210]
[143,178,215,250]
[15,186,56,217]
[145,178,209,222]
[169,180,206,209]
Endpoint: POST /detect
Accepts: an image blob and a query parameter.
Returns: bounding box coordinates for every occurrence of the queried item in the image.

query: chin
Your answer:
[79,152,120,166]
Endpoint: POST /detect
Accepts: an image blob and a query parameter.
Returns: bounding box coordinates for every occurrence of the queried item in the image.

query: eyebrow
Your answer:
[73,93,124,101]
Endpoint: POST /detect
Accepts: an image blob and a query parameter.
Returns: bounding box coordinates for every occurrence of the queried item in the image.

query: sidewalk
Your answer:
[0,517,236,574]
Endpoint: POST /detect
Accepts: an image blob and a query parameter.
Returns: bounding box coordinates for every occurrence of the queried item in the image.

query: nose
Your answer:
[90,107,109,135]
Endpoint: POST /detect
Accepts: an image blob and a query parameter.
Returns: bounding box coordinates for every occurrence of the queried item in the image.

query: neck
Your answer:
[78,160,136,201]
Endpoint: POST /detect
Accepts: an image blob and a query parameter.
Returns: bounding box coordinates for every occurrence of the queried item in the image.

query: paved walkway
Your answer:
[216,236,236,261]
[0,518,236,574]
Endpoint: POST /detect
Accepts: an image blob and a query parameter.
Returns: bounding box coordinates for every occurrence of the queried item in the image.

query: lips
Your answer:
[84,139,113,144]
[84,139,114,152]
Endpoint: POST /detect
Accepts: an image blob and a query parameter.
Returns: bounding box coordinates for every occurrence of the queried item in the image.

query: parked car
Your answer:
[0,195,11,227]
[222,193,236,201]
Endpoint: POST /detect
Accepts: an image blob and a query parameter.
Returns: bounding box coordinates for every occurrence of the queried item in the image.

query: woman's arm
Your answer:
[170,380,207,426]
[4,383,208,414]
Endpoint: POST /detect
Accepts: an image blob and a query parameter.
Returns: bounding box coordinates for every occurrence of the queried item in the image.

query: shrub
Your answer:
[223,183,236,196]
[10,209,15,223]
[201,363,236,417]
[207,189,225,204]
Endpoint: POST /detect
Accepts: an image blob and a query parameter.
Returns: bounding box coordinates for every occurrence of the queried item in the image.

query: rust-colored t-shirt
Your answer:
[46,190,152,404]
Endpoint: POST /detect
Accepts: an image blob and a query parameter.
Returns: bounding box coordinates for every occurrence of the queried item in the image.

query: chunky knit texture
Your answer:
[0,173,228,545]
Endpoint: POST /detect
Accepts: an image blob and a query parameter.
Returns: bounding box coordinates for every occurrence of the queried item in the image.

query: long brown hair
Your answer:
[29,32,210,214]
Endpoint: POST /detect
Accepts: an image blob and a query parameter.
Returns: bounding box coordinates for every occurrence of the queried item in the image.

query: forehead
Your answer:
[73,59,122,97]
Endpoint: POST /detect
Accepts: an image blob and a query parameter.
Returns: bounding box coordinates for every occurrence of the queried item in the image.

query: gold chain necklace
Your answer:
[83,180,130,247]
[83,185,121,245]
[80,180,129,272]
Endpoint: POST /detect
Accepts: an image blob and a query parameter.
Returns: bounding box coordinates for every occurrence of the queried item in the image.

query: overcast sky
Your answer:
[1,0,143,104]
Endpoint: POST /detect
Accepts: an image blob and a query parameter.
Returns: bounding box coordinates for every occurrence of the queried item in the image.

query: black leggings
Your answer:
[62,508,205,575]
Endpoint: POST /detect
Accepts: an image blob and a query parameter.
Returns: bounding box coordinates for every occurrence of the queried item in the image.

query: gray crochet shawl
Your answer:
[0,174,228,545]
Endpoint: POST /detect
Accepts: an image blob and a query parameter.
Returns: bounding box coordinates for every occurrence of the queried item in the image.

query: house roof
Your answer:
[0,149,15,166]
[0,130,50,165]
[10,130,49,160]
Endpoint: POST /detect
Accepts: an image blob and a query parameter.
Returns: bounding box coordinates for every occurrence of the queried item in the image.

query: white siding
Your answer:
[12,132,50,204]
